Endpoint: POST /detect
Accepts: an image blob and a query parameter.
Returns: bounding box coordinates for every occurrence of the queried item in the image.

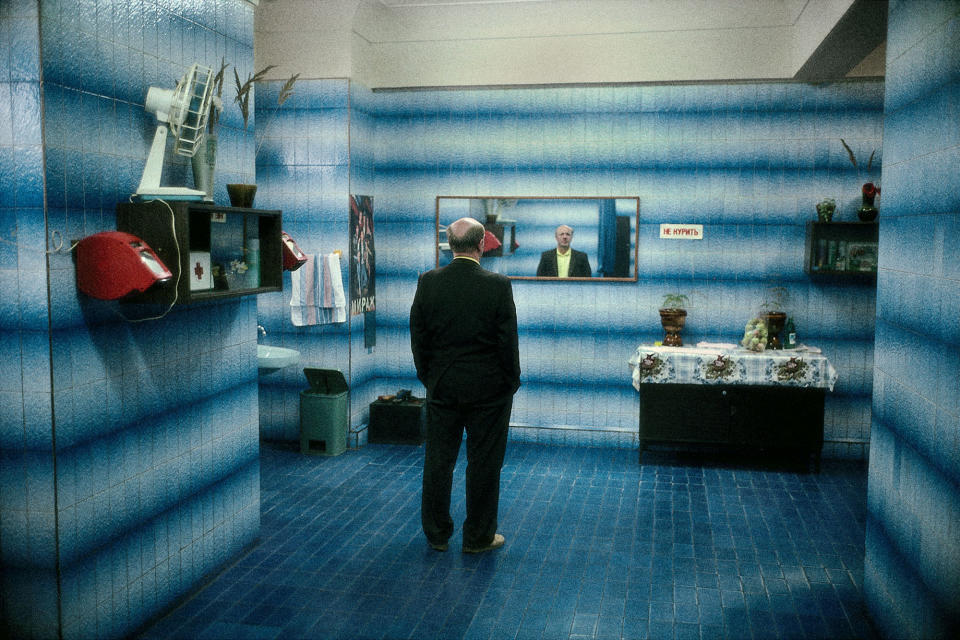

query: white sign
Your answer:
[188,252,212,291]
[660,224,703,239]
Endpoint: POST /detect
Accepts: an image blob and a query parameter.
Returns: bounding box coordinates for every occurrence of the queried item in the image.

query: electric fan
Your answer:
[134,63,214,201]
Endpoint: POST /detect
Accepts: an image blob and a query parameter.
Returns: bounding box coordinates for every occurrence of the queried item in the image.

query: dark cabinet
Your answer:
[727,386,824,454]
[639,384,825,470]
[804,221,878,280]
[117,201,282,304]
[640,384,732,445]
[368,399,425,444]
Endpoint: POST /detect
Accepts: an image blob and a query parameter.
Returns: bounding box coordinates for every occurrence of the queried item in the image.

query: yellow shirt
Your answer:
[556,249,571,278]
[453,256,480,265]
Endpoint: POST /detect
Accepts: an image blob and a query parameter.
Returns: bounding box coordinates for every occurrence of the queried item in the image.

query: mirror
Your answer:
[436,196,639,281]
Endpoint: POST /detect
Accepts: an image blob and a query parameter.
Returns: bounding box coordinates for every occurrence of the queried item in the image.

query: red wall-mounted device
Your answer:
[281,231,307,272]
[76,231,173,300]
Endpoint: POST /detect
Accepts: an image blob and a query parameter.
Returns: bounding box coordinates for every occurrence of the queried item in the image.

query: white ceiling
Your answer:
[379,0,555,5]
[255,0,885,88]
[358,0,813,42]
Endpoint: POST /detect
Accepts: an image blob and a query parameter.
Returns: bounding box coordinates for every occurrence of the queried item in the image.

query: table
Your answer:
[628,345,837,470]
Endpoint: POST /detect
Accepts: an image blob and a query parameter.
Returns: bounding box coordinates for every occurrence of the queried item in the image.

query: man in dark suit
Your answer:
[410,217,521,554]
[536,224,592,277]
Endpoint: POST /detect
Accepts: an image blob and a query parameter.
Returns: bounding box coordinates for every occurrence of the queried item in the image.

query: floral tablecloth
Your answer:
[629,345,837,391]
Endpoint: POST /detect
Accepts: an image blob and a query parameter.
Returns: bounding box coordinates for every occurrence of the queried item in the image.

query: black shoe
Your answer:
[429,541,448,552]
[463,534,505,554]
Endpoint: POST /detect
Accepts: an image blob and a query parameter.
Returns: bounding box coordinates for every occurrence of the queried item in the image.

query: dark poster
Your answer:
[349,195,375,316]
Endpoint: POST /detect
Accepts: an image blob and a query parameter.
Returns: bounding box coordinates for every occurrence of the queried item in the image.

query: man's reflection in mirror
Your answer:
[536,225,592,277]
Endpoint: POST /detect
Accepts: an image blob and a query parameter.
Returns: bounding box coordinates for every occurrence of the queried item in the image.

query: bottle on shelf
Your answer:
[835,241,848,271]
[784,317,797,349]
[246,238,260,288]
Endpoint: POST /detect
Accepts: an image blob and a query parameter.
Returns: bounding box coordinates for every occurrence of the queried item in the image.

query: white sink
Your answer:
[257,345,300,369]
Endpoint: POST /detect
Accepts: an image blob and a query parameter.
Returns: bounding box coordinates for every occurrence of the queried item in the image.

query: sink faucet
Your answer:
[257,325,267,338]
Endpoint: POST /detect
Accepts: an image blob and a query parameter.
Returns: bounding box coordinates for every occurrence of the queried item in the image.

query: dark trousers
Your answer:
[421,391,512,548]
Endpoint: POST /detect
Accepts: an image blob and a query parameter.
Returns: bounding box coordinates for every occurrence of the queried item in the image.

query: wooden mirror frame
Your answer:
[435,196,640,281]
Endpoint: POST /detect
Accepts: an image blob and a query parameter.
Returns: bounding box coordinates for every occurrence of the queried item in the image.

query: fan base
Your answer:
[133,187,206,202]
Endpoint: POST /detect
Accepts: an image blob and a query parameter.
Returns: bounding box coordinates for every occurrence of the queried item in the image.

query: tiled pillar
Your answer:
[0,3,58,637]
[255,79,353,443]
[865,1,960,637]
[1,1,263,638]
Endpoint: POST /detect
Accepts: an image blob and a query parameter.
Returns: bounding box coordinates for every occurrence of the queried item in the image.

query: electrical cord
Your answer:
[46,229,81,254]
[33,199,181,322]
[110,197,180,322]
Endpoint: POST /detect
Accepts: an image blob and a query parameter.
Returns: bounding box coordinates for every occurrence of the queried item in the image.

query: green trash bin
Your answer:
[300,368,348,456]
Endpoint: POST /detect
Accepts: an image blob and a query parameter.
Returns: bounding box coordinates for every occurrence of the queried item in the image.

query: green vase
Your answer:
[858,194,878,222]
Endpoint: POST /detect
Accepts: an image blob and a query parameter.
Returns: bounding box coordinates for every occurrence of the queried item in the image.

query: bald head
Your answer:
[448,217,485,256]
[555,225,573,253]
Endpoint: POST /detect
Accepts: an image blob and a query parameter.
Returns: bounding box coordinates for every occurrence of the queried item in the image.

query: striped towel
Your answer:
[291,253,347,326]
[319,252,347,322]
[290,254,319,326]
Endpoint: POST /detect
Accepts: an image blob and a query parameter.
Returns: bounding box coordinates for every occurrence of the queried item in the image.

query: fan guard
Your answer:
[135,63,214,201]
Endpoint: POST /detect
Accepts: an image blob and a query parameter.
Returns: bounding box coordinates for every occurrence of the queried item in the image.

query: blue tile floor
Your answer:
[138,442,875,639]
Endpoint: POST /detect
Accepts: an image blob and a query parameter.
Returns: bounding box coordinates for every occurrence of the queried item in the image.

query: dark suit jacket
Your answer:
[410,258,521,403]
[536,248,592,277]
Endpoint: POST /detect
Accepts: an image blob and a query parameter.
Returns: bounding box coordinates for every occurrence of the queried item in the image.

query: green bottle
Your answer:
[784,317,797,349]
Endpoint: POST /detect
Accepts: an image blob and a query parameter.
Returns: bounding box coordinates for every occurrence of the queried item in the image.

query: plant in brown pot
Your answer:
[760,286,789,350]
[659,293,689,347]
[228,65,300,208]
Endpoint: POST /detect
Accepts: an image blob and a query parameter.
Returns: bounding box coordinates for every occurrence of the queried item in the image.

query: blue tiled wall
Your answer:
[1,2,54,637]
[253,80,884,456]
[865,1,960,637]
[366,81,884,455]
[347,82,382,443]
[254,78,385,446]
[1,1,261,638]
[255,78,354,442]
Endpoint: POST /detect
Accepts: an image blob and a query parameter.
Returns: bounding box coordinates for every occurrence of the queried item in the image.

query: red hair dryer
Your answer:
[75,231,172,300]
[281,231,307,272]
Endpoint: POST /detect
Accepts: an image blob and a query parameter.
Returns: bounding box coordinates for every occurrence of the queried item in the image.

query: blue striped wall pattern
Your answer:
[2,1,261,638]
[348,83,382,442]
[365,80,883,456]
[254,78,357,442]
[1,2,53,638]
[254,79,386,446]
[253,79,884,457]
[865,1,960,637]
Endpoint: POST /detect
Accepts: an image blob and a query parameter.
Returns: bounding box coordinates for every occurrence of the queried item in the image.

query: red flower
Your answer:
[862,182,880,197]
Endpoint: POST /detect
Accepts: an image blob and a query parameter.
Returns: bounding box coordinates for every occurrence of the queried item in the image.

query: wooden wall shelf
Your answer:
[804,221,878,280]
[117,201,282,304]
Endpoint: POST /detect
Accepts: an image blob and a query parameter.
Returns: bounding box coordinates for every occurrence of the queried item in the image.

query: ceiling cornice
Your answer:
[795,0,888,80]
